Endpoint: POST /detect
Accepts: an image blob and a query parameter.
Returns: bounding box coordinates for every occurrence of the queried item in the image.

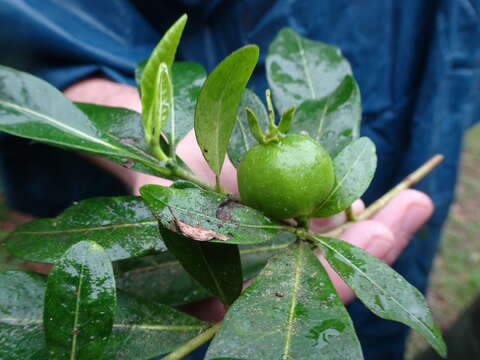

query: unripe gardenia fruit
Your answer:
[237,134,335,219]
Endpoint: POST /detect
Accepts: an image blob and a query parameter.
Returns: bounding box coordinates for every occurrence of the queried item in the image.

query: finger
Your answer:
[176,130,239,193]
[372,189,433,264]
[309,199,365,233]
[318,220,394,303]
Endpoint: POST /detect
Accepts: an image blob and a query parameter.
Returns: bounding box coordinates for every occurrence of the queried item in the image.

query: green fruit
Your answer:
[237,134,335,219]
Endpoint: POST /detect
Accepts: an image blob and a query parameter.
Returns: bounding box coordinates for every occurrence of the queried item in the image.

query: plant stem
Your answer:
[172,165,222,193]
[320,154,444,238]
[162,323,222,360]
[345,206,356,222]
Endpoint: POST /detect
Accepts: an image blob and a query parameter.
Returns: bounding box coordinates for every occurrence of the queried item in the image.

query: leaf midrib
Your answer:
[15,220,157,236]
[315,141,369,212]
[316,237,439,348]
[282,245,303,360]
[0,99,121,153]
[0,317,207,331]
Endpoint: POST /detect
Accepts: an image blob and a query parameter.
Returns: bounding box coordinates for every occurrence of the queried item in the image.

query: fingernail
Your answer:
[400,205,430,237]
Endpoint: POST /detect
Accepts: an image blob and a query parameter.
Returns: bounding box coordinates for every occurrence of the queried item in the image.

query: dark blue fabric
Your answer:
[0,0,479,359]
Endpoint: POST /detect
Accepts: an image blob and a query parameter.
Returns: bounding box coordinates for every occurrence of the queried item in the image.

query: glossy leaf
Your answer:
[290,75,361,157]
[136,62,206,148]
[0,271,46,360]
[76,103,188,177]
[227,89,269,167]
[266,28,352,113]
[160,227,242,305]
[315,236,447,358]
[0,270,208,360]
[163,62,207,148]
[140,15,187,140]
[205,242,363,360]
[115,232,296,306]
[44,241,116,359]
[314,137,377,217]
[195,45,259,175]
[148,62,173,156]
[0,66,139,159]
[140,184,284,245]
[103,290,208,359]
[7,196,164,263]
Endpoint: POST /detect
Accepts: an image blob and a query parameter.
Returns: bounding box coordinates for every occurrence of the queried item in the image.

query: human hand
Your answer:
[64,78,434,317]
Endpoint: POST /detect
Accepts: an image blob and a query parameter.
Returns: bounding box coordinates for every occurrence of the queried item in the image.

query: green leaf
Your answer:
[315,236,447,358]
[277,106,295,134]
[135,61,206,151]
[205,242,363,360]
[140,184,284,245]
[148,63,174,161]
[314,137,377,217]
[0,66,139,160]
[7,196,164,264]
[76,103,188,177]
[44,241,116,359]
[228,89,269,167]
[266,28,352,113]
[0,270,208,360]
[140,15,187,141]
[0,271,46,360]
[115,232,296,306]
[164,62,207,147]
[103,291,208,359]
[135,60,147,88]
[195,45,259,175]
[160,227,242,305]
[290,75,361,157]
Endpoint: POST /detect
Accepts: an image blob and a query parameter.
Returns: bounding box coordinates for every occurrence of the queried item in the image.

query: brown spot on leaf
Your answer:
[168,207,230,242]
[72,328,80,335]
[216,200,244,222]
[120,138,139,145]
[275,292,284,297]
[121,158,135,169]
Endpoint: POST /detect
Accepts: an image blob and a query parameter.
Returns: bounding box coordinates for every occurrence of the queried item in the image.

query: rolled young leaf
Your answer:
[205,242,363,360]
[136,61,207,150]
[140,15,187,143]
[44,241,116,359]
[140,184,285,245]
[227,89,269,167]
[7,196,164,264]
[0,270,208,360]
[159,227,243,306]
[315,236,447,358]
[314,137,377,217]
[266,28,352,113]
[195,45,259,175]
[290,75,361,157]
[149,63,174,161]
[163,62,206,149]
